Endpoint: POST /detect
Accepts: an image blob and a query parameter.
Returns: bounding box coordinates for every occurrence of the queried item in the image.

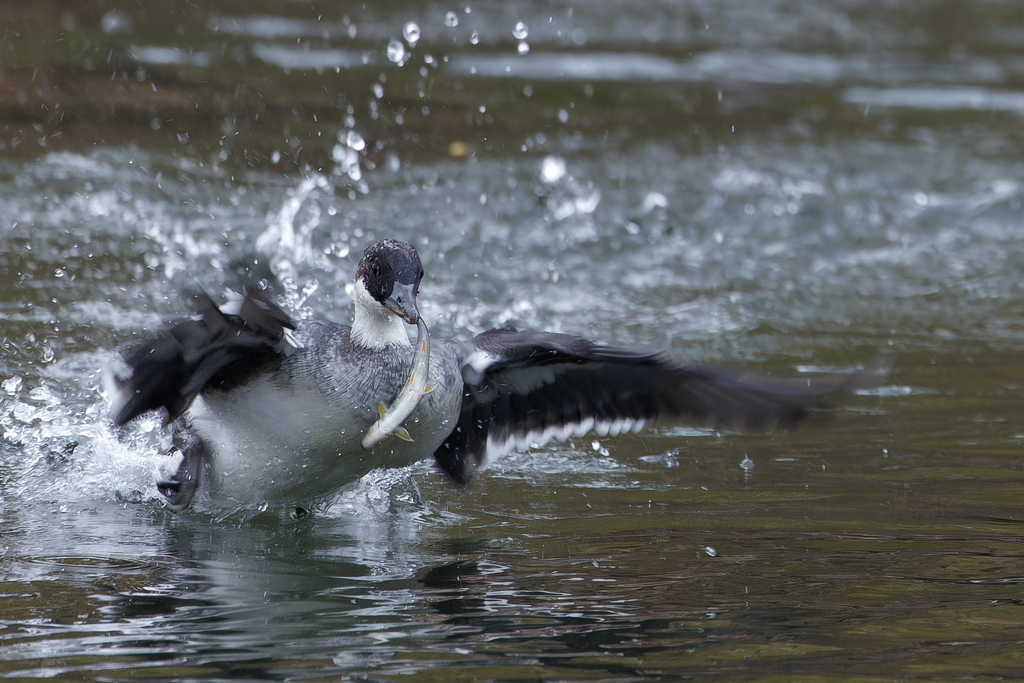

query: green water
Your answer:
[4,0,1024,679]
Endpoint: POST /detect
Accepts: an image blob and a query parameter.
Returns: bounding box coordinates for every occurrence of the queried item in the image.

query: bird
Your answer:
[105,238,876,511]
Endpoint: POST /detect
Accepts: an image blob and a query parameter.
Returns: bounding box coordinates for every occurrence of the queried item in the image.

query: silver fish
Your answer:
[361,317,432,449]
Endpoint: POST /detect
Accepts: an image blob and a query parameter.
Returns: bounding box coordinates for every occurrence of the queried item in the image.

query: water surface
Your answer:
[4,1,1024,679]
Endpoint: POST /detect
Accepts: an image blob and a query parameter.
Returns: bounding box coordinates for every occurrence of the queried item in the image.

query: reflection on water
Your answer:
[5,0,1024,679]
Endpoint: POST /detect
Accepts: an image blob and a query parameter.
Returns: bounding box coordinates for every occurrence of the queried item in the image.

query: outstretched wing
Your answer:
[433,327,866,484]
[104,288,295,426]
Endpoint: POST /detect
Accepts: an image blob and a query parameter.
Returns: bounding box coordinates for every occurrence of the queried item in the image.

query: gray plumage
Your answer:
[178,320,463,506]
[105,239,876,510]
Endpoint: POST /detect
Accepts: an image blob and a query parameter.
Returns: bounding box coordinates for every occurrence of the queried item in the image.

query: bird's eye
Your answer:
[418,269,424,281]
[371,262,382,277]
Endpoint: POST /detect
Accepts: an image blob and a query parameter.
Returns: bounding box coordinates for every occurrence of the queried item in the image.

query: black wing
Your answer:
[104,288,295,426]
[433,327,871,484]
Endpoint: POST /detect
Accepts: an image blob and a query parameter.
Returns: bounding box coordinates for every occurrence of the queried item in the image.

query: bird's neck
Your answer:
[350,280,412,350]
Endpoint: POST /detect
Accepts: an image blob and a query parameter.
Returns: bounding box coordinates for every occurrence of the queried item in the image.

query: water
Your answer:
[5,0,1024,679]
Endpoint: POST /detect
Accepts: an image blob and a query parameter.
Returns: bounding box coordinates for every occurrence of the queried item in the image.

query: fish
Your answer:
[361,317,432,449]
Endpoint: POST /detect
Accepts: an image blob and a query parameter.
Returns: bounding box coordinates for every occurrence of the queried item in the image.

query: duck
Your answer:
[105,239,873,511]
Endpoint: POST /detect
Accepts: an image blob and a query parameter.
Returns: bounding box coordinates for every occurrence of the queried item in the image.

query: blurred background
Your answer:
[4,1,1024,680]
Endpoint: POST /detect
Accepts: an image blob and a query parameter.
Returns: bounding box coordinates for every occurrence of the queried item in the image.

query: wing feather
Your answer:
[104,288,295,426]
[433,327,872,484]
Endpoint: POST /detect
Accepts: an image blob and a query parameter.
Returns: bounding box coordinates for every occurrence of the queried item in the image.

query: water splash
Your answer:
[1,389,166,508]
[254,173,334,306]
[331,130,368,184]
[3,375,24,394]
[539,159,601,223]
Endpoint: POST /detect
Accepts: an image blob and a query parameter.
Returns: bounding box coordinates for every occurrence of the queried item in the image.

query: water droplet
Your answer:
[345,130,365,151]
[100,10,132,34]
[512,21,529,40]
[558,108,569,123]
[517,41,529,55]
[271,150,281,164]
[41,347,55,364]
[444,11,459,27]
[386,39,406,64]
[740,455,755,470]
[469,31,479,45]
[403,21,421,46]
[642,191,669,211]
[540,155,566,184]
[372,83,384,99]
[705,546,717,557]
[54,267,66,278]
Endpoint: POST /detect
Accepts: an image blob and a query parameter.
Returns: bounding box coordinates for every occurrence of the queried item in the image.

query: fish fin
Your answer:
[377,402,387,418]
[422,385,434,395]
[395,427,414,442]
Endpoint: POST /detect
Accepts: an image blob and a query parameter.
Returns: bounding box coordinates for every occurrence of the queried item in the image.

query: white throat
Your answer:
[350,280,412,350]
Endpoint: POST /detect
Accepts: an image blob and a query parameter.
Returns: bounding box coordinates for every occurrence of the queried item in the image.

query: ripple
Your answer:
[252,44,368,71]
[844,86,1024,115]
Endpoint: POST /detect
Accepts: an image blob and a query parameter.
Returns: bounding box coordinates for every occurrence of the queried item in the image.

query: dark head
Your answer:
[355,239,424,323]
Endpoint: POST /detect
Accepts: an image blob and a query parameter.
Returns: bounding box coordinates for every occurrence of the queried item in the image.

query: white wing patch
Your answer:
[479,417,647,472]
[219,289,245,316]
[282,328,304,350]
[102,354,134,419]
[220,291,303,350]
[462,349,495,384]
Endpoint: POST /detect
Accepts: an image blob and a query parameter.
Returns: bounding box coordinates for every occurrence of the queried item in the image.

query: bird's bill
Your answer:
[385,282,419,323]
